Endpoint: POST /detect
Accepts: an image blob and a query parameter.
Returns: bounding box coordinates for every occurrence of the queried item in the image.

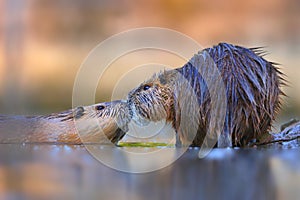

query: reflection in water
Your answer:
[270,154,300,200]
[204,148,235,160]
[0,144,300,199]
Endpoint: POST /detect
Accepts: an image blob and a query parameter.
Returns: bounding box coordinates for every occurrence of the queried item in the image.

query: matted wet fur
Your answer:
[128,43,285,147]
[0,100,131,144]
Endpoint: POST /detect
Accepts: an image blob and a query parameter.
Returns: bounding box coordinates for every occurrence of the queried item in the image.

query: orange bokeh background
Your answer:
[0,0,300,129]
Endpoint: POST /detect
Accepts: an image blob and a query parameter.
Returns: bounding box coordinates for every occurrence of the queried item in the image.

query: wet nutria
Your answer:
[0,100,130,144]
[128,43,285,147]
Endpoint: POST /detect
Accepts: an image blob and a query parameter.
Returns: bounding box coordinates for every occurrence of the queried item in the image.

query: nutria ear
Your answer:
[74,106,84,119]
[159,74,167,85]
[159,70,175,85]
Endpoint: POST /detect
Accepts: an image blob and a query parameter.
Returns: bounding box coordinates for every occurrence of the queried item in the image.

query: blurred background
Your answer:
[0,0,300,130]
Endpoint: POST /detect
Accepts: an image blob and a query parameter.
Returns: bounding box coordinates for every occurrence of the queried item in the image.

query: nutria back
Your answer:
[128,43,284,147]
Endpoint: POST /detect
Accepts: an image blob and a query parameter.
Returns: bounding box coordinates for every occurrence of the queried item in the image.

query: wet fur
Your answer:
[128,43,285,147]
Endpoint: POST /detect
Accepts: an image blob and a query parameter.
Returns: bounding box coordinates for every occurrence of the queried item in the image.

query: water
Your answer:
[1,144,300,200]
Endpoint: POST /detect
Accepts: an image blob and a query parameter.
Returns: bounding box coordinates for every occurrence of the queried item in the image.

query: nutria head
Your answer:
[128,70,178,126]
[75,100,131,130]
[69,100,132,144]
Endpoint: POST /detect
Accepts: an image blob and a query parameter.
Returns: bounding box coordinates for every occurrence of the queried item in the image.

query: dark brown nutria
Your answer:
[128,43,285,147]
[0,100,131,144]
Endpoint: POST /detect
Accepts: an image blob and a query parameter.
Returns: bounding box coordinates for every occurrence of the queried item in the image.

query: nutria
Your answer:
[0,100,131,144]
[128,43,285,147]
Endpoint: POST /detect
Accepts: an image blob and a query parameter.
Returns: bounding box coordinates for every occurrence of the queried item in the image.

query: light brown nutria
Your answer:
[0,100,131,145]
[128,43,285,147]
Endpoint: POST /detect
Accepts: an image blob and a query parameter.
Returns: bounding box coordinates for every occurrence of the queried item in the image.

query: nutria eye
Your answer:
[143,84,151,90]
[96,105,105,110]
